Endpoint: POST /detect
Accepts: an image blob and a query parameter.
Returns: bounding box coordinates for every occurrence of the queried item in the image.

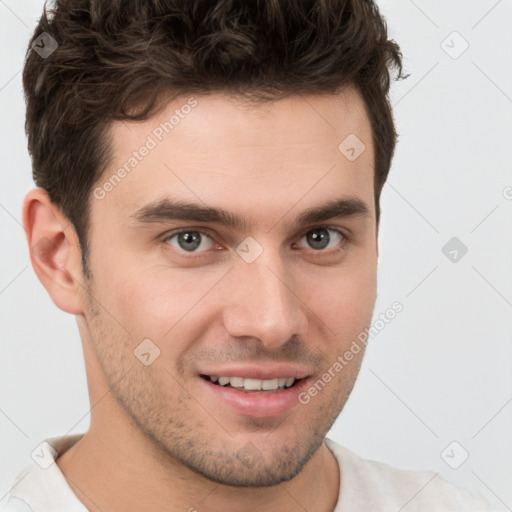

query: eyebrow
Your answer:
[129,196,371,232]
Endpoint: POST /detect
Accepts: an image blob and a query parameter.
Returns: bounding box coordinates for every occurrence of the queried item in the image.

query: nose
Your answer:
[221,250,309,350]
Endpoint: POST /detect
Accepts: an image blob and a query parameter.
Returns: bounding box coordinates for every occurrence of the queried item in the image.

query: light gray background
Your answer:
[1,0,511,509]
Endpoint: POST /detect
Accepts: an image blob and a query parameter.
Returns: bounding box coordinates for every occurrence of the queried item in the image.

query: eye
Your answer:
[163,230,215,253]
[295,227,346,251]
[162,226,348,257]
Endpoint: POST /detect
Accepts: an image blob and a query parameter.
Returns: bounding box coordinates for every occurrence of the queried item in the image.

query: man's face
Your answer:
[81,88,377,486]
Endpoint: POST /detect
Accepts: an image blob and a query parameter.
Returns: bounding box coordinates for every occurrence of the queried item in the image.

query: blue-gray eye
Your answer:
[298,228,344,251]
[165,230,214,252]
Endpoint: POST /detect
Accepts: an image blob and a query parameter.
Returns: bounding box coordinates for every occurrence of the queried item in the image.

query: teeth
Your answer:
[230,377,244,388]
[210,375,297,390]
[262,378,279,390]
[243,378,262,390]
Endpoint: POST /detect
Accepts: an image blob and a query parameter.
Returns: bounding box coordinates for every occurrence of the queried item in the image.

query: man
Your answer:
[1,0,493,510]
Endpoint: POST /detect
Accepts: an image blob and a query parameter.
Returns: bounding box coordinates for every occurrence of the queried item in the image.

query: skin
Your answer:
[23,86,378,512]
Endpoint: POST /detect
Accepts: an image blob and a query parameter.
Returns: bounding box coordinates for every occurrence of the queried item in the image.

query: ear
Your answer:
[22,188,86,315]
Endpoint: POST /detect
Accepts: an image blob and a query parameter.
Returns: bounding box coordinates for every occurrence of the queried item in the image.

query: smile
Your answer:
[201,375,299,392]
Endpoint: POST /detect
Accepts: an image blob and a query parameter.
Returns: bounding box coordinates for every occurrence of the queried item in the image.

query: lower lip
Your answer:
[198,376,311,418]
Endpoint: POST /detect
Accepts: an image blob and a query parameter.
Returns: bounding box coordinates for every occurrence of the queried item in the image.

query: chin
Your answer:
[163,429,326,488]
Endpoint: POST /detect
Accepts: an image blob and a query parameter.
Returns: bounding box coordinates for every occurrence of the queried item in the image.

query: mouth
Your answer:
[196,364,312,417]
[198,371,311,418]
[200,374,302,393]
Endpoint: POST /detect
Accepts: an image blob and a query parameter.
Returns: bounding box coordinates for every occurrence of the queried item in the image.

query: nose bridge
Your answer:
[222,247,307,348]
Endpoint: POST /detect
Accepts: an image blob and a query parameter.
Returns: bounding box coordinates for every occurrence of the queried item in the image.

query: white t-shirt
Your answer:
[0,434,494,511]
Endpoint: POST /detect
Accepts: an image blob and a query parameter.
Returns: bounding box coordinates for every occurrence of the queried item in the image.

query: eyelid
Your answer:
[298,224,350,241]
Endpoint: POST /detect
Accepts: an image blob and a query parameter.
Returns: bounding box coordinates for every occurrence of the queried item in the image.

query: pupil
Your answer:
[179,232,201,251]
[308,229,329,250]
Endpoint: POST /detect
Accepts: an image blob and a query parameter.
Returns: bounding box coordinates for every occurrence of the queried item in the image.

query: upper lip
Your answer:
[199,364,311,381]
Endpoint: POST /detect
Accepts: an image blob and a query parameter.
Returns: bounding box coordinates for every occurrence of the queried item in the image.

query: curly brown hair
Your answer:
[22,0,403,276]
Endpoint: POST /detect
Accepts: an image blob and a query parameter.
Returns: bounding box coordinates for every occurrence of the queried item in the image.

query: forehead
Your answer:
[92,88,375,233]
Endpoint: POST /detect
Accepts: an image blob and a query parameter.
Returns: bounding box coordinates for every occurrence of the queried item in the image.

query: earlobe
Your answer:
[22,188,85,315]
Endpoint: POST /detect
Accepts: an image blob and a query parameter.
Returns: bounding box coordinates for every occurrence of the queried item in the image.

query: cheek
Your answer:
[109,277,179,336]
[102,264,224,343]
[310,261,377,341]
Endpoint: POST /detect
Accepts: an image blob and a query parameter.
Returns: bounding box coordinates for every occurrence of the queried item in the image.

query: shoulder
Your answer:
[0,497,34,512]
[325,438,494,512]
[0,435,88,512]
[0,466,35,512]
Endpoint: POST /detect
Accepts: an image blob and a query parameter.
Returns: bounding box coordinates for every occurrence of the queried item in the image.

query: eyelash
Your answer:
[161,225,350,258]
